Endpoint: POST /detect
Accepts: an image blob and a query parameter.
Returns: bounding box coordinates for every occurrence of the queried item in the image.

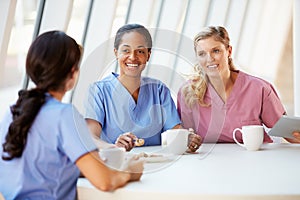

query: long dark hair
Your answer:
[2,31,82,160]
[114,23,152,52]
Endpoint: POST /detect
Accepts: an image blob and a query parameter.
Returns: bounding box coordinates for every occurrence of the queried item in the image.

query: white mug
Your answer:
[99,147,126,170]
[233,125,264,151]
[161,129,189,155]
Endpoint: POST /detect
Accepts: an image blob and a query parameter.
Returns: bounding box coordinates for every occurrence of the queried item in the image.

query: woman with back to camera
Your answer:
[0,31,143,200]
[85,23,201,152]
[177,26,300,144]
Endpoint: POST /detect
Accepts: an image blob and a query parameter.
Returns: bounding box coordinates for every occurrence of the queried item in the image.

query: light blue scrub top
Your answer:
[85,73,181,145]
[0,95,97,200]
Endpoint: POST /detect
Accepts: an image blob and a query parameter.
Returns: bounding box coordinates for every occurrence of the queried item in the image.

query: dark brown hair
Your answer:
[114,23,152,52]
[2,31,82,160]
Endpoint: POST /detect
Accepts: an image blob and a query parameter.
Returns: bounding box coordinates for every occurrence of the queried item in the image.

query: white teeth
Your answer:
[207,64,218,68]
[127,63,138,67]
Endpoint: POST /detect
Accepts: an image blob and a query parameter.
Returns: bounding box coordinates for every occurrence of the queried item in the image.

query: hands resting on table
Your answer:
[114,129,300,153]
[187,131,300,145]
[84,128,202,192]
[115,129,202,153]
[82,130,299,192]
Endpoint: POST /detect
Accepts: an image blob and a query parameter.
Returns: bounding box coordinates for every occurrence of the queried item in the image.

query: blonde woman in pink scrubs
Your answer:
[177,26,300,144]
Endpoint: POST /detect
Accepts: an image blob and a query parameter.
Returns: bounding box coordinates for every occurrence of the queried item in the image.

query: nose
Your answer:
[207,53,214,62]
[128,51,137,60]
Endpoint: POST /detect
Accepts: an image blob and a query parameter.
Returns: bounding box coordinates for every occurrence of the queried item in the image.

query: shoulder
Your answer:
[42,97,74,115]
[91,73,116,87]
[88,73,117,93]
[0,107,13,139]
[239,71,274,90]
[141,76,169,89]
[177,80,192,96]
[39,96,79,118]
[178,80,191,90]
[42,100,84,128]
[142,76,164,85]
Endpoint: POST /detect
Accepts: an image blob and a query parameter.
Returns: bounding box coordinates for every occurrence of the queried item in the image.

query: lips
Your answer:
[207,64,218,68]
[126,63,139,67]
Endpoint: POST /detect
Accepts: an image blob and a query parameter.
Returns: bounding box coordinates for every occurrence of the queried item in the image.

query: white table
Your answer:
[77,143,300,200]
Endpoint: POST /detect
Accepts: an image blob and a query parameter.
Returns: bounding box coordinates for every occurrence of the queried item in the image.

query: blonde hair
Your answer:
[182,26,236,107]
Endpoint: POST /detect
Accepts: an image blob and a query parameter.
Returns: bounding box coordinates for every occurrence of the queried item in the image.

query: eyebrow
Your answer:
[120,44,147,49]
[211,46,222,49]
[197,45,222,52]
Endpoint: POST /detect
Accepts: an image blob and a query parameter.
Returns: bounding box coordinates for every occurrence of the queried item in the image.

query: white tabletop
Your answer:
[77,143,300,200]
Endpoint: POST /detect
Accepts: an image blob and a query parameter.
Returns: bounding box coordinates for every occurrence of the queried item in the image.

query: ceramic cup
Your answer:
[99,147,126,170]
[161,129,189,155]
[233,125,264,151]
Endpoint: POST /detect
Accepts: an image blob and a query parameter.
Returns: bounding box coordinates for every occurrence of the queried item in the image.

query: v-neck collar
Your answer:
[207,70,242,107]
[112,73,142,109]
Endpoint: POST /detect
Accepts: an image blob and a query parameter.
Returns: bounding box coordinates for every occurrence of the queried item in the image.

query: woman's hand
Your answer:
[121,155,144,182]
[115,132,137,151]
[291,131,300,143]
[284,131,300,143]
[187,128,202,152]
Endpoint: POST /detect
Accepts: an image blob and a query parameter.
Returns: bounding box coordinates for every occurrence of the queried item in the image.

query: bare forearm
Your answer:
[92,137,115,149]
[76,152,131,191]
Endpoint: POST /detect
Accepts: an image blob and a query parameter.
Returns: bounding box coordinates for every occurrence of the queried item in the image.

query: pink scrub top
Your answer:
[177,71,285,143]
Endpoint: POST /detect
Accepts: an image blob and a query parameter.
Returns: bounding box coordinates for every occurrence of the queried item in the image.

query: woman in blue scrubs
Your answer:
[85,24,201,151]
[0,31,143,200]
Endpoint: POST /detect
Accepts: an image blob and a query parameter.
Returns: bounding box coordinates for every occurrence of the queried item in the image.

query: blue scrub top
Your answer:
[85,73,181,145]
[0,95,97,200]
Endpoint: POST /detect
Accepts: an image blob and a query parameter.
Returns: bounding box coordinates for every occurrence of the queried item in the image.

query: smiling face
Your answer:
[114,31,151,78]
[195,37,232,79]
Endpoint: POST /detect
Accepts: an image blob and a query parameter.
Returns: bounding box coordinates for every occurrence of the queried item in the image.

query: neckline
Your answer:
[112,73,142,107]
[208,70,241,106]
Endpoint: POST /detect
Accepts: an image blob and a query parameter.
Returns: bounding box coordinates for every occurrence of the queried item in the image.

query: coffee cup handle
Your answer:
[233,128,244,148]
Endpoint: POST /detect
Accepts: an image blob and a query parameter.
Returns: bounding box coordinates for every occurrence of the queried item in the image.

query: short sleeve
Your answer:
[176,85,195,130]
[261,84,285,128]
[159,84,181,131]
[59,105,97,163]
[84,83,105,126]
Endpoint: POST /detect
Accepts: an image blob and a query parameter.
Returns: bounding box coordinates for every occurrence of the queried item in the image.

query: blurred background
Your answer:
[0,0,299,119]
